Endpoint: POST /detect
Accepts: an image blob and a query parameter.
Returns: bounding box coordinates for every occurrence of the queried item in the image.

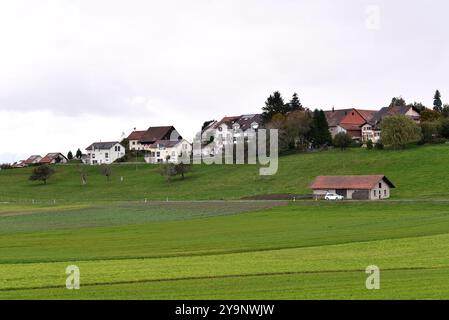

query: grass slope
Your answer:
[1,144,449,201]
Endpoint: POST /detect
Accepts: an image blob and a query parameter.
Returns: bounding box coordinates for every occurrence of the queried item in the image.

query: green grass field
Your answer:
[1,144,449,202]
[1,145,449,299]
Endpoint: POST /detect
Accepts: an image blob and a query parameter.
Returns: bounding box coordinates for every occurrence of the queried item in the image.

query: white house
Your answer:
[199,114,263,156]
[144,139,192,164]
[85,142,126,165]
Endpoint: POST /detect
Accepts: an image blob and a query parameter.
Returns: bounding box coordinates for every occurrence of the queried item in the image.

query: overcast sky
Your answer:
[1,0,448,162]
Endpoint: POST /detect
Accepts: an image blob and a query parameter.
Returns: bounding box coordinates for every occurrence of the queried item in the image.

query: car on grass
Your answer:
[324,192,344,201]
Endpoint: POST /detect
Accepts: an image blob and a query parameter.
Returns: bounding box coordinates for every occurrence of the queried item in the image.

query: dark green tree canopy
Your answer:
[333,132,352,150]
[309,109,332,147]
[75,149,83,159]
[67,151,73,160]
[434,90,443,113]
[286,93,304,112]
[262,91,287,122]
[29,165,55,185]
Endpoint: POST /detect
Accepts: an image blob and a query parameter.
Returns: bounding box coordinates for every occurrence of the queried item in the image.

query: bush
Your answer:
[29,165,55,185]
[440,118,449,139]
[333,132,352,150]
[0,163,13,170]
[421,121,442,144]
[375,141,384,150]
[366,140,374,150]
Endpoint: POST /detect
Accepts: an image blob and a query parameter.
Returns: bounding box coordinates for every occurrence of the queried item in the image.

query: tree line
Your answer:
[262,91,332,153]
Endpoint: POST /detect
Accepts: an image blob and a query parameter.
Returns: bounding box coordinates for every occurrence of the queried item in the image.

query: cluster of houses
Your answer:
[11,104,421,168]
[325,104,420,143]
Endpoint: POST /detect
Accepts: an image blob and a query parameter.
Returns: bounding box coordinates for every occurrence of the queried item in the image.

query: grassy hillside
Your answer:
[1,144,449,201]
[2,201,449,299]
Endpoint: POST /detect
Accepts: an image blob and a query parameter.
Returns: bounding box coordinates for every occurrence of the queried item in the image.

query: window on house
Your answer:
[374,190,377,197]
[105,153,109,158]
[384,190,387,196]
[132,141,136,145]
[92,154,95,159]
[156,152,160,157]
[379,183,382,188]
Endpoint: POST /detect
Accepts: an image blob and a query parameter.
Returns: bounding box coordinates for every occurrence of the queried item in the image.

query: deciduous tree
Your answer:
[29,165,55,185]
[381,115,422,149]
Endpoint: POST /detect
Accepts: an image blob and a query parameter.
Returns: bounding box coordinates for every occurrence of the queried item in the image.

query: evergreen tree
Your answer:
[75,148,82,159]
[67,151,73,160]
[434,90,443,113]
[262,91,287,122]
[287,93,304,112]
[389,97,406,108]
[309,109,332,147]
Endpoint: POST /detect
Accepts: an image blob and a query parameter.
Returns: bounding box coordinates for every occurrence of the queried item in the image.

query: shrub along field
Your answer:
[1,144,449,202]
[1,145,449,299]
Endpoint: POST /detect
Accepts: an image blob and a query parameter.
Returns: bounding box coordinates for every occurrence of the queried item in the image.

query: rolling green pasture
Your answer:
[2,201,449,299]
[1,144,449,202]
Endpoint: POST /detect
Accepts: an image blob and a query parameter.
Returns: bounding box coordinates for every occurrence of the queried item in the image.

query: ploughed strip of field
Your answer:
[1,201,449,299]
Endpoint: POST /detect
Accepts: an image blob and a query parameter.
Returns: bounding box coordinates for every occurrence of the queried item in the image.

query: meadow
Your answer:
[1,145,449,299]
[1,144,449,202]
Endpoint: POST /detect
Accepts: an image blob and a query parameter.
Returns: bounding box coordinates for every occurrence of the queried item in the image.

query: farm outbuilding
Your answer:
[310,175,395,200]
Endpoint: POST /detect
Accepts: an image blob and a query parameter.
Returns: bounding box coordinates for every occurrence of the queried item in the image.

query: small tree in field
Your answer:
[29,165,55,185]
[159,163,177,182]
[175,162,192,179]
[366,139,374,150]
[333,132,352,150]
[101,165,113,182]
[381,115,422,149]
[67,151,73,160]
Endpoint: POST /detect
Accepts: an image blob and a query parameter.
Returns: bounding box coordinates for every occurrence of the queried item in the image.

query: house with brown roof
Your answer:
[39,153,68,165]
[310,175,395,200]
[127,130,147,151]
[127,126,181,151]
[24,155,42,165]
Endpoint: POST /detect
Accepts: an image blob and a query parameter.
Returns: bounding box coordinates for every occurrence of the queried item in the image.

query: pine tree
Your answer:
[262,91,287,122]
[309,109,332,147]
[67,151,73,160]
[75,148,82,159]
[434,90,443,113]
[287,93,304,112]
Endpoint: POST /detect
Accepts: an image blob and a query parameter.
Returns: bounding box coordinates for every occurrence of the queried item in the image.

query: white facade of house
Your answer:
[329,125,347,138]
[129,139,146,151]
[144,139,192,164]
[85,142,126,165]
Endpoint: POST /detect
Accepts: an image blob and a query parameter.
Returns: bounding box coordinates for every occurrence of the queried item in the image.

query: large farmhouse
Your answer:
[310,175,395,200]
[127,126,181,151]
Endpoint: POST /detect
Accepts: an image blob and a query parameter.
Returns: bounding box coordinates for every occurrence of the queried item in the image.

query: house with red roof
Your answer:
[39,153,68,165]
[325,108,377,142]
[310,175,395,200]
